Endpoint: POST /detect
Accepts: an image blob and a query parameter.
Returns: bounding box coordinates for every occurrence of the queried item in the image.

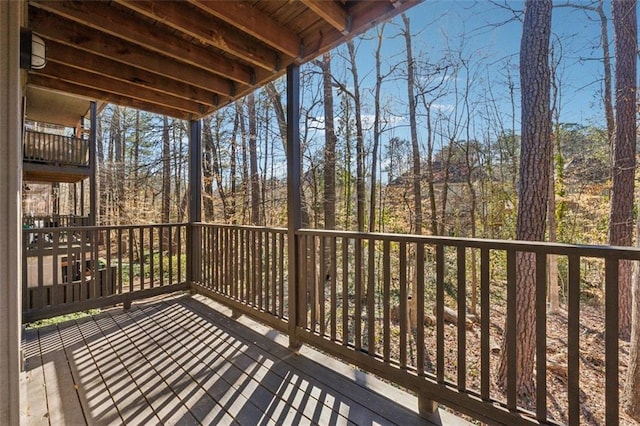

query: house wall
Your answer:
[0,0,23,423]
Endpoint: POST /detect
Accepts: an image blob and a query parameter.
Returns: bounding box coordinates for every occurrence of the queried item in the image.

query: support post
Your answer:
[0,0,22,422]
[188,119,202,285]
[89,101,97,225]
[418,395,438,419]
[286,64,302,350]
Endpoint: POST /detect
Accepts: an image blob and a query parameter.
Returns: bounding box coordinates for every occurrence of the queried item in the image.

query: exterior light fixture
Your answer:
[20,28,46,70]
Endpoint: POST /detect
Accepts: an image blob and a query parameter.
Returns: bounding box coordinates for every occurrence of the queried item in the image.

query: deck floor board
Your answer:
[21,293,468,425]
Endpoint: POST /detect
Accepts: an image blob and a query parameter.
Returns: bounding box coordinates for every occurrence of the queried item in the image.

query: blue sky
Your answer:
[340,0,620,135]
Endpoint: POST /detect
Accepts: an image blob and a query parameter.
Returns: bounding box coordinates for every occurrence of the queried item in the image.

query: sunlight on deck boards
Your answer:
[20,292,470,425]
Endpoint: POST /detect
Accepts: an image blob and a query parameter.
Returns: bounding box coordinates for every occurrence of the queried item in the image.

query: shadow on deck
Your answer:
[20,293,468,425]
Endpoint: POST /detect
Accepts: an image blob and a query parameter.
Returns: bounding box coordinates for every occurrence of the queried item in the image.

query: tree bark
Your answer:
[497,0,552,397]
[402,13,422,235]
[609,0,636,339]
[320,52,337,232]
[617,0,640,417]
[347,40,366,233]
[162,115,171,225]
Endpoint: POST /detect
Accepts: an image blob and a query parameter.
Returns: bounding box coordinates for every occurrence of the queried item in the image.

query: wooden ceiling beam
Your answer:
[29,0,255,85]
[188,0,301,59]
[29,8,236,98]
[300,0,421,61]
[300,0,350,34]
[44,39,225,108]
[115,0,284,72]
[32,62,206,116]
[28,74,193,120]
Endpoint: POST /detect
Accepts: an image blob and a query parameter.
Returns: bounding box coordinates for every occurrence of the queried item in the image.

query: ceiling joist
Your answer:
[300,0,350,34]
[188,0,302,59]
[30,0,255,85]
[115,0,282,72]
[26,0,422,121]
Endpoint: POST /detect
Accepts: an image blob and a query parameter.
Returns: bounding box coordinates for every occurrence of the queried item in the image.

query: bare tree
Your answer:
[497,0,553,397]
[609,0,636,339]
[402,13,422,235]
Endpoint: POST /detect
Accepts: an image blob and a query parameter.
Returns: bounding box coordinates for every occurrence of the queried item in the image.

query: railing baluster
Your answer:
[416,242,425,375]
[52,231,60,306]
[246,227,252,302]
[319,236,326,337]
[128,227,134,293]
[80,229,88,301]
[355,237,363,351]
[139,227,144,290]
[310,234,317,331]
[383,239,391,363]
[105,229,112,295]
[399,241,407,369]
[480,247,490,400]
[279,232,285,318]
[270,232,277,314]
[605,257,619,426]
[149,226,155,288]
[568,254,580,426]
[257,230,263,309]
[506,249,517,411]
[368,237,376,357]
[535,252,547,421]
[265,230,271,312]
[330,236,337,341]
[177,225,182,283]
[158,227,165,287]
[224,228,229,295]
[37,230,45,308]
[240,227,245,301]
[118,228,124,293]
[342,237,349,345]
[168,226,174,286]
[457,245,466,390]
[307,235,318,332]
[436,244,445,383]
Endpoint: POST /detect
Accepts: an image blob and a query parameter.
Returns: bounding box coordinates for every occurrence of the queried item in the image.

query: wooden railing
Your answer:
[194,223,289,332]
[22,223,188,322]
[23,215,90,228]
[23,129,90,167]
[194,224,638,426]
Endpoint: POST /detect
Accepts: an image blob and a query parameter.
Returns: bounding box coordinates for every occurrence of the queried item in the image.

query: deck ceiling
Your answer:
[26,0,420,122]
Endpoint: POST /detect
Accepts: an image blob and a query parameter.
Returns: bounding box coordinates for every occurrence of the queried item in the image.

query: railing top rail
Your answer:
[193,222,287,233]
[22,222,189,233]
[297,228,640,259]
[24,129,85,143]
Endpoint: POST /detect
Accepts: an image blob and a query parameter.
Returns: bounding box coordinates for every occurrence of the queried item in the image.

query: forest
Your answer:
[42,1,639,424]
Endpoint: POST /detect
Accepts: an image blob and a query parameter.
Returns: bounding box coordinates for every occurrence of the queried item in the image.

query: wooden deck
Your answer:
[20,293,468,425]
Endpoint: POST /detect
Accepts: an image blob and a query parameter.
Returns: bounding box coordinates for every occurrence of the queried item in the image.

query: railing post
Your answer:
[188,119,202,286]
[286,63,302,350]
[1,2,23,422]
[89,101,97,226]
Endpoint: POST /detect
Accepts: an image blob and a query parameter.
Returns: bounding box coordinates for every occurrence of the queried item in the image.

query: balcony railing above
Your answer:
[23,215,90,229]
[23,130,89,167]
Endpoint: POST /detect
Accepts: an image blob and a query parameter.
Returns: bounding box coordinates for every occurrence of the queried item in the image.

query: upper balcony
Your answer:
[23,130,90,183]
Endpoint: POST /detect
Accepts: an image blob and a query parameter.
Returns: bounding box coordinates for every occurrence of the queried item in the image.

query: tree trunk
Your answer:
[162,115,171,224]
[265,82,311,227]
[402,13,422,235]
[247,93,261,225]
[497,0,552,397]
[320,52,337,232]
[347,40,366,233]
[202,117,216,220]
[370,24,386,233]
[609,0,636,339]
[617,0,639,416]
